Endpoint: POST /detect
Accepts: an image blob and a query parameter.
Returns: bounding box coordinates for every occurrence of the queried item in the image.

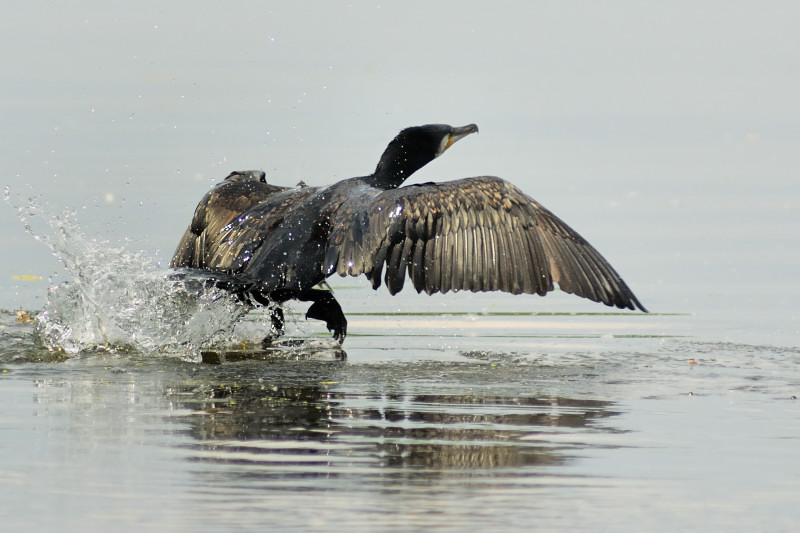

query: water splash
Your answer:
[5,187,247,359]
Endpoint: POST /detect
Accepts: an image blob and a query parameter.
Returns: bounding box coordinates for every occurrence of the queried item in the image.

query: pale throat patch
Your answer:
[435,135,452,158]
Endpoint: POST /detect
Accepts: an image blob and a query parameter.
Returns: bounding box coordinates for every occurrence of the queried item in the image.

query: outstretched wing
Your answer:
[325,176,646,311]
[171,171,287,269]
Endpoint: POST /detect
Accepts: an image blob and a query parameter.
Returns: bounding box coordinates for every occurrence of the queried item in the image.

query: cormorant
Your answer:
[171,123,646,344]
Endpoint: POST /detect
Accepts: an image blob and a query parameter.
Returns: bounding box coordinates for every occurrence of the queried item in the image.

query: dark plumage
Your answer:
[172,170,286,268]
[171,123,646,344]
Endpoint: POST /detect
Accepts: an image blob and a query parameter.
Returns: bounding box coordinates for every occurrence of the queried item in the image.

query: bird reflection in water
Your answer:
[169,369,619,474]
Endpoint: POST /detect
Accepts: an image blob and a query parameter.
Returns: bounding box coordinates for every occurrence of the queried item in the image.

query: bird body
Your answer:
[172,124,646,343]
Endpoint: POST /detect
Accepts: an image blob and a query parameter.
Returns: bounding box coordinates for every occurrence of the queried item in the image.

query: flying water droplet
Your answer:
[5,190,247,360]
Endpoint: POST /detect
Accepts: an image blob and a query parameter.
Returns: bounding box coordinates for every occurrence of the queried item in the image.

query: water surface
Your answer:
[2,290,799,531]
[3,2,800,531]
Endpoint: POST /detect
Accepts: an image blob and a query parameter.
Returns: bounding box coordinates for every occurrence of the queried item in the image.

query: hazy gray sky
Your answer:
[2,1,799,310]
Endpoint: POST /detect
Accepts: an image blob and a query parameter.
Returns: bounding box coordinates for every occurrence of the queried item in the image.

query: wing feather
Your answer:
[325,176,646,311]
[171,171,288,270]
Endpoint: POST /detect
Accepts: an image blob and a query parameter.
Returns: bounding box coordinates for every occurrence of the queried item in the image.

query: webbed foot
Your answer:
[306,298,347,343]
[269,287,348,344]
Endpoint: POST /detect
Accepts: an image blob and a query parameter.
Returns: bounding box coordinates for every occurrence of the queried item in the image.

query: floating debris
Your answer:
[16,310,35,323]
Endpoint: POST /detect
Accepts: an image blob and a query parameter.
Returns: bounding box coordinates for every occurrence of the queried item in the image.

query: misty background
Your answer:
[2,1,798,343]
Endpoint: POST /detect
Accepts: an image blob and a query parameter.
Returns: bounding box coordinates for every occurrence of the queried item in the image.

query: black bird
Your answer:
[171,123,646,343]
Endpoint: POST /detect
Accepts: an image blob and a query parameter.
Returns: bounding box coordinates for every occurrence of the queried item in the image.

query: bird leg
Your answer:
[252,287,348,344]
[246,289,286,342]
[272,288,347,343]
[267,305,285,340]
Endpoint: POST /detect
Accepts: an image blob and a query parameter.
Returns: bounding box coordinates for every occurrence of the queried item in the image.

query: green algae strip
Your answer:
[344,311,682,317]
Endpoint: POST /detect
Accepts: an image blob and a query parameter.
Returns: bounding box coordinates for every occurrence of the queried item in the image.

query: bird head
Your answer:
[371,123,478,189]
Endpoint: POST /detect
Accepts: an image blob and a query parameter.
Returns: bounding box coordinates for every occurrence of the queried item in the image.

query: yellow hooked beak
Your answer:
[436,123,478,157]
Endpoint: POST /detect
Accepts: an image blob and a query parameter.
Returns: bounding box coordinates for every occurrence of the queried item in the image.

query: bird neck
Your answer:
[365,136,436,189]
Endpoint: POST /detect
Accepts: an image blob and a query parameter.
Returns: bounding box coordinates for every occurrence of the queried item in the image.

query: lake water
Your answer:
[1,211,799,531]
[3,2,800,531]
